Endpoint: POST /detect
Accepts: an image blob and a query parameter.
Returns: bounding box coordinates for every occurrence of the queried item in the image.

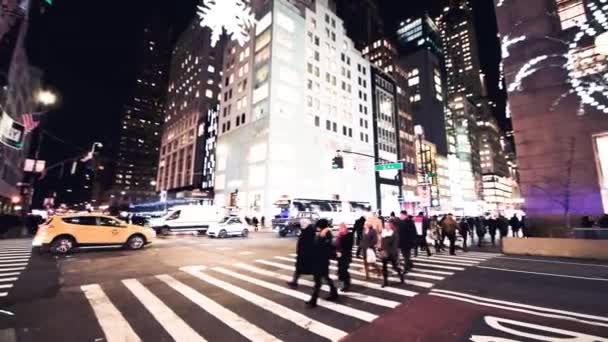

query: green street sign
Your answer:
[375,162,403,171]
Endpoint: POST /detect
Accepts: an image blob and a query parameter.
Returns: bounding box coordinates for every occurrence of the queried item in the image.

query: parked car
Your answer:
[207,217,249,238]
[33,214,156,254]
[149,205,221,236]
[272,211,332,237]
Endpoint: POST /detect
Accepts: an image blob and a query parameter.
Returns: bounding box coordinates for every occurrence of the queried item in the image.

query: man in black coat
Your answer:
[398,211,417,272]
[488,216,498,246]
[336,223,354,292]
[307,219,338,307]
[287,219,316,288]
[353,216,365,258]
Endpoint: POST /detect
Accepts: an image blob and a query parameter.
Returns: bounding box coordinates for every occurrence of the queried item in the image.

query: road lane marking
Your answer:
[411,257,478,267]
[156,274,282,342]
[234,263,400,308]
[0,277,18,283]
[0,267,25,272]
[122,279,206,341]
[239,251,254,255]
[274,256,434,289]
[343,257,446,280]
[255,260,418,297]
[476,266,608,281]
[350,252,464,272]
[0,259,29,263]
[0,252,31,256]
[430,289,608,328]
[216,247,233,251]
[81,284,141,342]
[0,284,13,289]
[0,292,7,297]
[181,266,347,341]
[212,266,378,322]
[415,255,482,263]
[0,272,20,277]
[0,263,28,267]
[496,256,608,268]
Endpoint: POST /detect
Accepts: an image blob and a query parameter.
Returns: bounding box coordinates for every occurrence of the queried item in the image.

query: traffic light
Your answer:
[332,156,344,169]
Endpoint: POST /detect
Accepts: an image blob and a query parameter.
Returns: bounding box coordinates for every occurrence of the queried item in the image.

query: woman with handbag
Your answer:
[360,220,381,280]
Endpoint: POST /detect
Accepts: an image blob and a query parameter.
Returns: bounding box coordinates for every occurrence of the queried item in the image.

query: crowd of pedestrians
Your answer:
[289,210,531,307]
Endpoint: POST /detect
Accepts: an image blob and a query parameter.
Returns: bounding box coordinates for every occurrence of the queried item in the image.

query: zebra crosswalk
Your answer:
[77,248,499,342]
[0,239,32,298]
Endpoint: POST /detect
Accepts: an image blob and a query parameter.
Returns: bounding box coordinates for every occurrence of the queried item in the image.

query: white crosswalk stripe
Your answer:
[75,248,500,342]
[0,241,31,299]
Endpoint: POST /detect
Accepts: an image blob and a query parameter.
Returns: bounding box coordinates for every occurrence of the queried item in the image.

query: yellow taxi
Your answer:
[33,214,156,254]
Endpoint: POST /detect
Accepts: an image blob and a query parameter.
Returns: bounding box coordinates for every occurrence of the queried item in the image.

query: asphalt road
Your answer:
[0,233,606,342]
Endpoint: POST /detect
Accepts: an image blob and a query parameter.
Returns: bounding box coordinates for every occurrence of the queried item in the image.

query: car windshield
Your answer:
[219,217,232,224]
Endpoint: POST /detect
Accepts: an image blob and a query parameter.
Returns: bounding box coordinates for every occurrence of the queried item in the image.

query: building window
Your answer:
[326,120,331,130]
[241,113,246,124]
[227,121,231,131]
[343,126,347,136]
[332,122,337,132]
[315,116,320,127]
[222,123,226,133]
[236,116,241,126]
[348,128,353,137]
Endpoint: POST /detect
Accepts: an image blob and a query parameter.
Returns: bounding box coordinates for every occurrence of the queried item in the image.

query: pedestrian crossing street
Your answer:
[78,248,500,342]
[0,239,32,298]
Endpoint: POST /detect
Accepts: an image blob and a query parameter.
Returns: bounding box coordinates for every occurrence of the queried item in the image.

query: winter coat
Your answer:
[359,228,378,250]
[398,218,418,249]
[295,225,316,275]
[441,216,459,235]
[313,228,335,276]
[336,231,354,261]
[380,229,400,260]
[354,217,365,242]
[430,220,441,241]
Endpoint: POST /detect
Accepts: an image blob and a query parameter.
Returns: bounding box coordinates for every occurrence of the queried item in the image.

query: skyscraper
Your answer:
[156,21,224,201]
[362,38,418,212]
[215,0,376,218]
[395,14,449,156]
[108,22,170,205]
[335,0,384,50]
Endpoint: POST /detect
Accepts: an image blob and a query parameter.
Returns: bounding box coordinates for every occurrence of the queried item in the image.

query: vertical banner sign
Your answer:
[0,112,25,149]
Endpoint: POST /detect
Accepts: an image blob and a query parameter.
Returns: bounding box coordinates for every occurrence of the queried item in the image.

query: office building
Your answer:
[362,38,418,212]
[335,0,384,50]
[156,21,224,201]
[396,14,449,156]
[496,0,608,230]
[215,0,376,218]
[371,66,402,214]
[108,22,170,205]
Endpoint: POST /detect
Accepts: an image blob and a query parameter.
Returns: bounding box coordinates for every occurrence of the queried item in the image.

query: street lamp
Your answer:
[36,90,58,106]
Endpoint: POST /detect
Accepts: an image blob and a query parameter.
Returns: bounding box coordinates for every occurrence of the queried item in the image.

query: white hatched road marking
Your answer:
[350,252,460,274]
[122,278,206,341]
[234,263,400,308]
[430,289,608,328]
[0,263,28,267]
[0,272,20,277]
[411,257,478,267]
[181,266,347,341]
[212,266,378,322]
[0,252,31,256]
[342,257,445,280]
[0,259,29,263]
[0,267,26,272]
[0,277,18,283]
[289,253,446,280]
[81,284,141,342]
[156,274,283,342]
[255,260,418,297]
[0,284,13,289]
[0,292,6,297]
[274,256,434,289]
[416,254,486,262]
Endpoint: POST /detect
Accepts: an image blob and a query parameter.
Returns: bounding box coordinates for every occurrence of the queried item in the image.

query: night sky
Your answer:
[25,0,504,166]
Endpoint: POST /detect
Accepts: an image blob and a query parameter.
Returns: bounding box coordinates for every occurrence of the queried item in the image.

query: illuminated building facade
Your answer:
[108,22,170,204]
[496,0,608,231]
[215,0,376,217]
[362,38,418,211]
[156,21,224,199]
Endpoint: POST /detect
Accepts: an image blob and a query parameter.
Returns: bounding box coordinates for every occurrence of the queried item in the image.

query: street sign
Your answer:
[375,162,403,171]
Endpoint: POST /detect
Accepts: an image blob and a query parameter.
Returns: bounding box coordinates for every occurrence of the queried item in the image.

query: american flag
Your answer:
[22,112,42,133]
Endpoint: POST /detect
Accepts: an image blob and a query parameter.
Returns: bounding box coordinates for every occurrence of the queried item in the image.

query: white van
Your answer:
[150,205,222,235]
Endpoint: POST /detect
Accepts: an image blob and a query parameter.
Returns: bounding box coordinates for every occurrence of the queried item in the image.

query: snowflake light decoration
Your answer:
[198,0,256,47]
[503,0,608,115]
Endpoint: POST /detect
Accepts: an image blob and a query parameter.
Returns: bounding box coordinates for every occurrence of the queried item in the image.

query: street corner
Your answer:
[343,293,608,342]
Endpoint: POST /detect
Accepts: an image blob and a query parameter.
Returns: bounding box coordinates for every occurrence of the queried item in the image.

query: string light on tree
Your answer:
[197,0,257,47]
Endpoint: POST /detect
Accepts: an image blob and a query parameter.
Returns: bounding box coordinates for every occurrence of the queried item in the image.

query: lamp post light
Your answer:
[36,90,58,106]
